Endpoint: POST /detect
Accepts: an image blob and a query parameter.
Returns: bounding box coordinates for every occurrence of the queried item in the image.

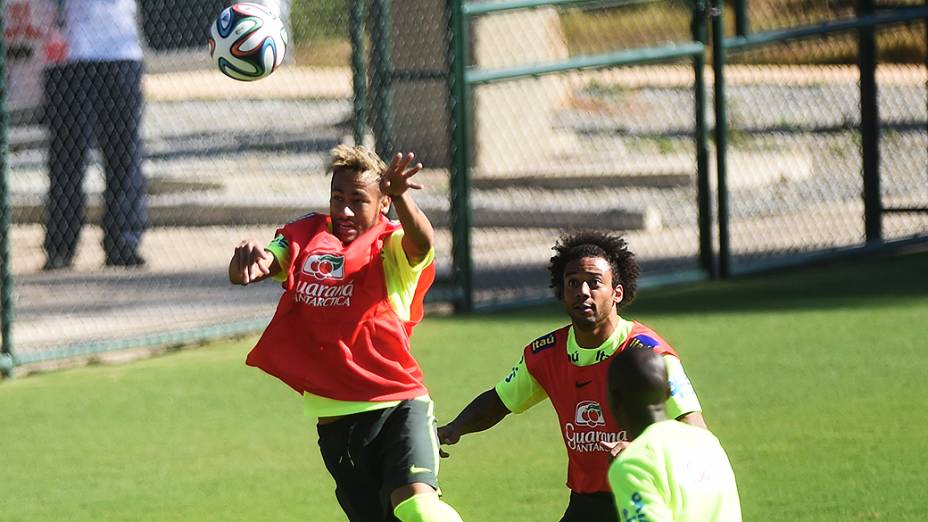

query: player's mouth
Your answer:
[334,220,358,239]
[574,302,595,315]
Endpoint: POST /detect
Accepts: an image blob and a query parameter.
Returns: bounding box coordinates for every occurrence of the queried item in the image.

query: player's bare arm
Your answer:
[229,239,281,285]
[381,152,434,265]
[678,411,707,429]
[437,388,511,456]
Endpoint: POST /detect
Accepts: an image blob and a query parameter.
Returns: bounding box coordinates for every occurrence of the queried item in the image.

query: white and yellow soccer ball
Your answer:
[208,3,288,81]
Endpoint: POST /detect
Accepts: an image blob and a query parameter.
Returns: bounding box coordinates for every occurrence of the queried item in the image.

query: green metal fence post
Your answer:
[857,0,882,244]
[350,0,368,146]
[369,0,395,160]
[447,0,473,312]
[0,0,15,378]
[734,0,748,37]
[711,0,731,278]
[692,0,715,278]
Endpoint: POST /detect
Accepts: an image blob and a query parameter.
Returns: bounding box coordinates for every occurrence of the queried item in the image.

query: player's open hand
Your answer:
[232,239,274,285]
[381,152,423,197]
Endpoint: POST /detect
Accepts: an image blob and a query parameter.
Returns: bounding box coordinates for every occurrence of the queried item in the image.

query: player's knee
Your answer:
[393,493,463,522]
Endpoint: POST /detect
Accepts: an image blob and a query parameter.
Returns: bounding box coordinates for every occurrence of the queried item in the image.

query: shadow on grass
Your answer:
[635,249,928,316]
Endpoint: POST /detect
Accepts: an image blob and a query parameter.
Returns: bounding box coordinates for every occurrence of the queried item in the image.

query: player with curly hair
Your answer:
[438,230,707,522]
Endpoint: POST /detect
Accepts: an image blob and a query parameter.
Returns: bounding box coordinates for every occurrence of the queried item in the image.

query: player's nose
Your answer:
[334,204,354,218]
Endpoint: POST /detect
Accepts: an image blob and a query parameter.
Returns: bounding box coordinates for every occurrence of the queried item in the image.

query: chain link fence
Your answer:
[458,0,708,306]
[1,0,926,374]
[720,1,928,272]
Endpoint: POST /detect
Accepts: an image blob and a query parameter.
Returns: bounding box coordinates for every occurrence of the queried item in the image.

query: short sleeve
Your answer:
[664,355,702,420]
[265,234,290,282]
[382,229,435,321]
[494,354,548,414]
[609,457,675,522]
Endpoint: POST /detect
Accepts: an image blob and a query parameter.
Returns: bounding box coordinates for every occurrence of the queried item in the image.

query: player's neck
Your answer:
[626,407,668,438]
[572,313,620,348]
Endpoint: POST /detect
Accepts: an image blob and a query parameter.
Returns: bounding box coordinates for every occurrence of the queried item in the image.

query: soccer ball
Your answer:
[208,3,288,81]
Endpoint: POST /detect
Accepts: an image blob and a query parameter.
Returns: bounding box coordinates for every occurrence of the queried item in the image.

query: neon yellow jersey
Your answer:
[494,320,702,418]
[265,228,435,418]
[609,420,742,522]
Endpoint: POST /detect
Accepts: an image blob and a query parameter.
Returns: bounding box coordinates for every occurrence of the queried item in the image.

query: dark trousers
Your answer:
[559,491,620,522]
[43,60,147,263]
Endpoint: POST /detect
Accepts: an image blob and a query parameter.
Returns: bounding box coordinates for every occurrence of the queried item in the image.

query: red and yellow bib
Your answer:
[523,323,677,493]
[246,213,434,401]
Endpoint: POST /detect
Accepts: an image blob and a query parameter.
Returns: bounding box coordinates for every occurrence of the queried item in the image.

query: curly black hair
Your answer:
[548,230,640,308]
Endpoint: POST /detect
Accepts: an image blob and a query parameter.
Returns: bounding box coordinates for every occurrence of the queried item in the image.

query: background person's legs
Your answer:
[43,62,93,270]
[95,60,147,266]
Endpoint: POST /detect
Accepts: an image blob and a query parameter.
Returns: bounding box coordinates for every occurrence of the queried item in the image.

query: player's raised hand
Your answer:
[381,152,423,197]
[231,239,274,285]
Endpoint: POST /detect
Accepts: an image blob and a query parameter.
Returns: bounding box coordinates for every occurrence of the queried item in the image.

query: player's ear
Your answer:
[613,284,624,306]
[380,195,391,215]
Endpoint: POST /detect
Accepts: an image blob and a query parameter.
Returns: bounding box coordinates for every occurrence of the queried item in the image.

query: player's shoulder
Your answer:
[624,321,676,355]
[612,433,660,474]
[523,325,570,356]
[375,220,404,250]
[279,212,326,236]
[288,211,320,225]
[624,421,681,458]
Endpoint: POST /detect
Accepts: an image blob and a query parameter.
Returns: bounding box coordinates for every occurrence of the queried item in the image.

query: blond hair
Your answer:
[329,145,387,185]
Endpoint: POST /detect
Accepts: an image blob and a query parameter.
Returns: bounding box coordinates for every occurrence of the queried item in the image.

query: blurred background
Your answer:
[1,0,926,375]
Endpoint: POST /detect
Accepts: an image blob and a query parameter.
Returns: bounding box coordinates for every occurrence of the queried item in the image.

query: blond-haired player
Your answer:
[230,146,462,522]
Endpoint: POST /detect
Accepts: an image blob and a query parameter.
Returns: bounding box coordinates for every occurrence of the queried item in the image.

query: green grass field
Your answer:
[2,249,927,521]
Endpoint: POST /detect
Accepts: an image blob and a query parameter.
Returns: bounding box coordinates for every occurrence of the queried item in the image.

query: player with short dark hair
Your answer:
[230,146,462,522]
[438,230,706,521]
[607,346,741,521]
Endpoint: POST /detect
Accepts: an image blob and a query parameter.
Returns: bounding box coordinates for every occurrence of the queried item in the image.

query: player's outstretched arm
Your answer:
[229,239,281,285]
[381,152,434,266]
[437,389,511,456]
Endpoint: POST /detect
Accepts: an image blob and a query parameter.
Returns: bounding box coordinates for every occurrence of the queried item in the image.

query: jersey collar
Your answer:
[566,317,633,367]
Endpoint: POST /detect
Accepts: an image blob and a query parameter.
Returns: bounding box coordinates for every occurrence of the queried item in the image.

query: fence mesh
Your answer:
[746,0,857,33]
[723,14,927,271]
[877,20,928,242]
[6,0,366,363]
[467,57,706,305]
[724,33,869,266]
[2,0,927,368]
[463,1,706,306]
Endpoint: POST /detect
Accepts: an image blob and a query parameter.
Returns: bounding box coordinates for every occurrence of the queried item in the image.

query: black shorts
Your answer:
[559,491,619,522]
[317,398,441,522]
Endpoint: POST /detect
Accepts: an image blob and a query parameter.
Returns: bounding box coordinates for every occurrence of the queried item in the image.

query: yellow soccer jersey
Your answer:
[609,420,742,521]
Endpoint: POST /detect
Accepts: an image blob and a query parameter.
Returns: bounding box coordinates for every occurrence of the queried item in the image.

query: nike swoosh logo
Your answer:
[575,380,593,388]
[410,465,432,474]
